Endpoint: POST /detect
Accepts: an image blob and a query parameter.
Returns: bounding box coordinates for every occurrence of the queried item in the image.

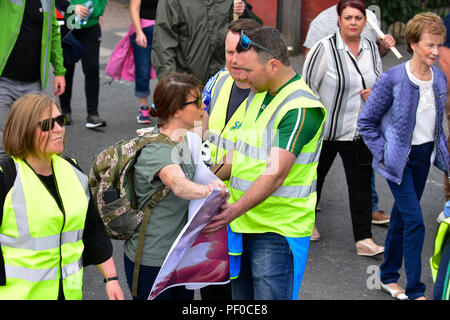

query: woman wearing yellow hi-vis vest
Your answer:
[0,94,123,300]
[204,27,326,300]
[431,203,450,300]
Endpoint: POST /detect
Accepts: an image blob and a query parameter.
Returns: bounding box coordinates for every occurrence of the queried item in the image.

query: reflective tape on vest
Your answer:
[230,175,317,198]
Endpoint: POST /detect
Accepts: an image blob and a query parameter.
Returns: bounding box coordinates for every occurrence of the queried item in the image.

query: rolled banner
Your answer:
[366,12,403,59]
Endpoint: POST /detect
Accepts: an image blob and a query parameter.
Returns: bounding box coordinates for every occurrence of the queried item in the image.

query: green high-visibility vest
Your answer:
[0,155,89,300]
[430,217,450,282]
[0,0,66,88]
[229,77,326,237]
[208,71,247,166]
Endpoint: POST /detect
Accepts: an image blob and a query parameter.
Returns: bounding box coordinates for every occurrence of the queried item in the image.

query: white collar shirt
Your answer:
[302,30,382,141]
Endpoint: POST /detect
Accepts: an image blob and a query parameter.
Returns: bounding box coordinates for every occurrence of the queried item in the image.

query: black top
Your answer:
[2,0,43,81]
[226,83,250,124]
[0,158,113,287]
[140,0,158,20]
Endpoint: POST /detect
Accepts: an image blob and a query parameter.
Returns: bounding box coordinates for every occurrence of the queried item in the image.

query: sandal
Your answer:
[381,282,408,300]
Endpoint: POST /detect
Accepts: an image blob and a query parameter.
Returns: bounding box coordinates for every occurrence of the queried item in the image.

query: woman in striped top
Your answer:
[302,0,384,256]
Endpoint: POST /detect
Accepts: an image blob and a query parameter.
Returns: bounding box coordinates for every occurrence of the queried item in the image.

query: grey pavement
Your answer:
[44,1,446,301]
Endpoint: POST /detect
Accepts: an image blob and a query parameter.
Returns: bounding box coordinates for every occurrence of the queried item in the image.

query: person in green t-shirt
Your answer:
[204,27,325,300]
[123,73,227,300]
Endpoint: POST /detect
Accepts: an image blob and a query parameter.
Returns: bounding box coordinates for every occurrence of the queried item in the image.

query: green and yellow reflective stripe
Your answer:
[230,175,317,198]
[0,229,83,250]
[209,72,231,114]
[5,259,82,282]
[209,132,235,152]
[235,138,321,164]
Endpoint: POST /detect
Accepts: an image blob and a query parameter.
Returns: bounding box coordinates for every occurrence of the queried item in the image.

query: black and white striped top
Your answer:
[302,30,382,141]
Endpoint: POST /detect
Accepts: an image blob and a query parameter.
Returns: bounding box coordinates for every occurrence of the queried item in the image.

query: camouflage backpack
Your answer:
[88,132,176,240]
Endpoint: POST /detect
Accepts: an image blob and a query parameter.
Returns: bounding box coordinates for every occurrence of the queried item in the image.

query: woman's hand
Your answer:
[105,280,125,300]
[75,4,90,19]
[360,88,372,102]
[204,179,228,198]
[135,31,147,48]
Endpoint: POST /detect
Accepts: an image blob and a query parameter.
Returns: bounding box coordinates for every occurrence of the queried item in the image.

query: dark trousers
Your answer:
[124,254,194,300]
[59,24,101,116]
[316,140,373,242]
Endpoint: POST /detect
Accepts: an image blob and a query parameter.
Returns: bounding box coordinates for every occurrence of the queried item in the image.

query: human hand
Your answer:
[360,88,372,102]
[379,34,396,50]
[204,179,228,198]
[203,202,241,234]
[99,16,104,27]
[233,0,245,17]
[105,280,125,300]
[54,76,66,96]
[75,4,90,19]
[135,31,147,48]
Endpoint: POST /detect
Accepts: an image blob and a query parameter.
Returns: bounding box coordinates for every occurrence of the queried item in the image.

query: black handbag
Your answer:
[61,29,84,65]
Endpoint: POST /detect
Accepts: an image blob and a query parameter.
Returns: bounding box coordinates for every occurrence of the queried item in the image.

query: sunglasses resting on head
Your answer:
[238,30,279,60]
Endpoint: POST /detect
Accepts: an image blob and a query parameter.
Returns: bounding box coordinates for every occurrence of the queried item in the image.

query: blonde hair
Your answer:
[3,93,62,159]
[405,12,446,54]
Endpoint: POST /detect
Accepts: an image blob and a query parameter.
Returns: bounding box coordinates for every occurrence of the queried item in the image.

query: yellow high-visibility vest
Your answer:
[229,77,326,237]
[0,155,89,300]
[208,71,247,166]
[430,217,450,282]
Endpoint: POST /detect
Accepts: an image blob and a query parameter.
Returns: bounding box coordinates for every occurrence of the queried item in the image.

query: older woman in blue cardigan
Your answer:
[358,12,449,300]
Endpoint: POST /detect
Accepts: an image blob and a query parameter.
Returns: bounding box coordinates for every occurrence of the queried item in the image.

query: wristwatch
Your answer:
[104,276,119,283]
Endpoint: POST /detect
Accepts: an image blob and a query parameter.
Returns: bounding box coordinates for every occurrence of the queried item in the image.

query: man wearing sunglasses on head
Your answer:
[200,18,260,301]
[203,27,326,300]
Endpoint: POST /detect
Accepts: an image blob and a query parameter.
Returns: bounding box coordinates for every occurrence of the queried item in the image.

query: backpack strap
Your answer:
[131,184,171,297]
[131,133,179,297]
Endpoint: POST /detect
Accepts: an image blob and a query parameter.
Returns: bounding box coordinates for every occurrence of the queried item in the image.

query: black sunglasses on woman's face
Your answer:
[38,114,66,132]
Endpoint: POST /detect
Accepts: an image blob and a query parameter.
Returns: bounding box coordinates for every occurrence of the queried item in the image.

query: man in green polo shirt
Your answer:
[204,27,326,300]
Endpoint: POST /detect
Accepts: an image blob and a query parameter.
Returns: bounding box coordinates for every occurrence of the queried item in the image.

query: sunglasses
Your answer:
[182,98,202,109]
[238,30,279,60]
[38,114,66,132]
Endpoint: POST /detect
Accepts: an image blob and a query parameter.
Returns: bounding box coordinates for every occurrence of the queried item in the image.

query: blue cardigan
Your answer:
[357,62,449,185]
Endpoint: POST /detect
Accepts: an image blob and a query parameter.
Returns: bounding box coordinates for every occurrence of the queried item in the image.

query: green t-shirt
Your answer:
[257,74,324,156]
[123,134,196,267]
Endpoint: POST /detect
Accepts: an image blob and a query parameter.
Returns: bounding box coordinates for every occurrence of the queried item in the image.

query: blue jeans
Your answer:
[381,142,433,299]
[231,233,294,300]
[123,254,194,300]
[130,25,154,98]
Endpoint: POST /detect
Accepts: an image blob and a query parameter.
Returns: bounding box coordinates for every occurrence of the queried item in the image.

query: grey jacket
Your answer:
[151,0,234,84]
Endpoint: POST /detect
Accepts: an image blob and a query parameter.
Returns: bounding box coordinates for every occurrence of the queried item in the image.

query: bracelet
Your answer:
[103,276,119,283]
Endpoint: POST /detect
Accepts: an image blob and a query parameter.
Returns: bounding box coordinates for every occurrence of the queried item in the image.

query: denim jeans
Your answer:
[123,254,194,300]
[381,142,433,299]
[130,25,154,98]
[231,233,294,300]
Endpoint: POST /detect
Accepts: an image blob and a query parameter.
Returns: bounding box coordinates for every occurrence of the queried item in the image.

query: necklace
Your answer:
[409,60,432,81]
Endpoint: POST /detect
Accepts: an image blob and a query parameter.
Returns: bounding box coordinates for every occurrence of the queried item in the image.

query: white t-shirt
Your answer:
[303,5,379,49]
[405,61,436,146]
